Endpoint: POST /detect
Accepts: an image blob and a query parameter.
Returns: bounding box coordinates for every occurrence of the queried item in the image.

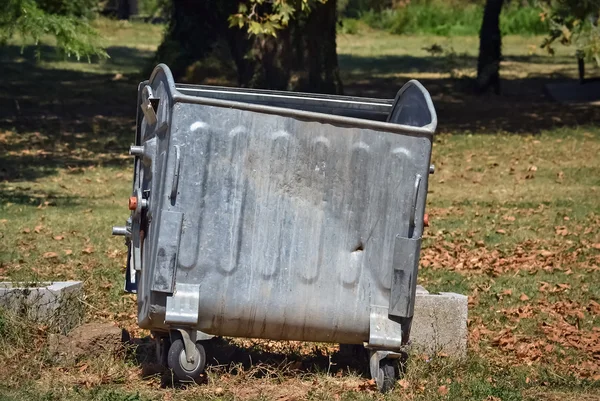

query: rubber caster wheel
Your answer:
[379,359,397,393]
[167,338,206,383]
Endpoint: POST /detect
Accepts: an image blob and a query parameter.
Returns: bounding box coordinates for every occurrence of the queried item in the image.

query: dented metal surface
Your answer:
[114,64,436,351]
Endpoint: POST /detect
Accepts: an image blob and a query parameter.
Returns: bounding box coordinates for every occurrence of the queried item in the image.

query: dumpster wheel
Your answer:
[379,358,397,393]
[167,338,206,383]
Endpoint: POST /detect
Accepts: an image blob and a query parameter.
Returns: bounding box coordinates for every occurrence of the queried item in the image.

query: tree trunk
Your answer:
[237,0,343,94]
[477,0,504,94]
[151,0,239,79]
[117,0,138,19]
[152,0,342,94]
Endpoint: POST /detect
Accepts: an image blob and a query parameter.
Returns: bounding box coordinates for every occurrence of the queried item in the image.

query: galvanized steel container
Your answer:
[112,64,437,389]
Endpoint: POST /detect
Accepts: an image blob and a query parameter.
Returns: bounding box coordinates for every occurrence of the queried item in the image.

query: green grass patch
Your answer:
[352,2,547,36]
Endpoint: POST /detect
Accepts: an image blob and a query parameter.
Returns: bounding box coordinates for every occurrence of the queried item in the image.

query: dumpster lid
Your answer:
[147,64,437,136]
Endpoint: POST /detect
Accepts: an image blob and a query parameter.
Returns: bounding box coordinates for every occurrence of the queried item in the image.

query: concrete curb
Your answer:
[0,281,84,333]
[410,285,468,358]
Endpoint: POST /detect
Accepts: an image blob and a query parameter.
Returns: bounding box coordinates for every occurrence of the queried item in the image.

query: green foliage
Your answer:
[358,2,547,36]
[538,0,600,65]
[338,17,361,34]
[228,0,327,36]
[36,0,99,19]
[136,0,169,18]
[0,0,107,61]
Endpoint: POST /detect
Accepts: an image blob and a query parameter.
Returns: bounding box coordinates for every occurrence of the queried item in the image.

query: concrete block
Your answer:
[410,285,468,358]
[0,281,84,333]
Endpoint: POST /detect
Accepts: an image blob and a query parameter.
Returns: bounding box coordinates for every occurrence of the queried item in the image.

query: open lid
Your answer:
[387,80,437,132]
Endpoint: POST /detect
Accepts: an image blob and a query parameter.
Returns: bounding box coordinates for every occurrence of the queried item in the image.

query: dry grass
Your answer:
[1,17,599,401]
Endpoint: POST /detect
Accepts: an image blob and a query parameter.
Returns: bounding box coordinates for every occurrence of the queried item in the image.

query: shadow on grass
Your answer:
[340,53,600,134]
[1,43,599,187]
[0,45,152,183]
[338,53,575,77]
[0,186,81,207]
[130,336,376,387]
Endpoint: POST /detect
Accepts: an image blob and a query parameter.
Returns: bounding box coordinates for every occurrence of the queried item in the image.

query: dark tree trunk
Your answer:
[477,0,504,94]
[117,0,138,20]
[151,0,239,79]
[152,0,342,94]
[233,0,342,94]
[303,0,343,94]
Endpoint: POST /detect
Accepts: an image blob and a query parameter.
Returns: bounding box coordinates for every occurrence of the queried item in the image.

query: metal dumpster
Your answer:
[112,64,437,391]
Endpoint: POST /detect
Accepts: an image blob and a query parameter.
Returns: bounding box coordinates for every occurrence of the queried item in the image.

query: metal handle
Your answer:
[170,145,181,200]
[409,174,422,229]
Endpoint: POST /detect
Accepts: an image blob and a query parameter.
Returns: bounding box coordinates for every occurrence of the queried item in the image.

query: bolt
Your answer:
[128,196,138,211]
[129,145,145,157]
[429,164,435,174]
[112,226,128,236]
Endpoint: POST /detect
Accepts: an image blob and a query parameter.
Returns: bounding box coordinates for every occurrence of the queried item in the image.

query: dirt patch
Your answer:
[48,322,126,361]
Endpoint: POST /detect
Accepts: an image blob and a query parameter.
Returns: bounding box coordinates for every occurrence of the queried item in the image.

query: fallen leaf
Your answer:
[496,229,506,234]
[78,363,88,372]
[555,226,569,236]
[82,247,94,254]
[520,293,530,301]
[34,225,43,233]
[64,249,73,255]
[43,252,58,259]
[22,228,30,233]
[53,235,64,241]
[592,243,600,250]
[528,165,538,172]
[398,379,410,389]
[438,385,449,395]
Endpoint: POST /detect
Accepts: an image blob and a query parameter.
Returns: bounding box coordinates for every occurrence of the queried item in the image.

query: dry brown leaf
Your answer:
[496,229,506,234]
[520,293,530,301]
[592,243,600,250]
[438,385,449,395]
[43,252,58,259]
[34,225,43,233]
[53,235,64,241]
[78,363,88,372]
[398,379,410,389]
[64,249,73,255]
[22,228,30,233]
[82,247,94,254]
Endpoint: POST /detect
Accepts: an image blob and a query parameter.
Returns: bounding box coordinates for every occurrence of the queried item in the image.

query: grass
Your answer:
[350,2,547,36]
[1,16,600,401]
